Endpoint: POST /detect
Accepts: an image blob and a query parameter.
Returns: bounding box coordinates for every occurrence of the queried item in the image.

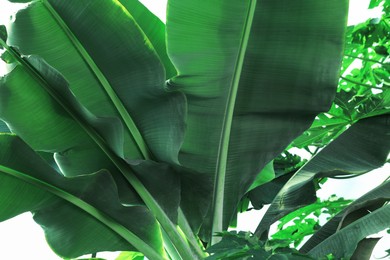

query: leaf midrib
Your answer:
[42,0,151,160]
[211,0,258,245]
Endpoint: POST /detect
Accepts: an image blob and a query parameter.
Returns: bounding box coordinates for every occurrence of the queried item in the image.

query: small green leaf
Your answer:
[116,251,144,260]
[369,0,383,9]
[247,160,275,191]
[205,231,270,260]
[0,50,17,64]
[0,25,7,42]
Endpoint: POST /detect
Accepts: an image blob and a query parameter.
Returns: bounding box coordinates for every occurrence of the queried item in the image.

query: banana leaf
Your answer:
[7,0,185,163]
[166,0,348,241]
[0,134,165,260]
[300,180,390,254]
[350,238,381,260]
[308,204,390,259]
[254,114,390,238]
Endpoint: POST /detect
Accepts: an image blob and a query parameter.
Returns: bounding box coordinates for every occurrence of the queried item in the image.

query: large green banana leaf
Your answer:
[254,114,390,238]
[0,134,165,260]
[166,0,348,241]
[7,0,185,163]
[300,180,390,256]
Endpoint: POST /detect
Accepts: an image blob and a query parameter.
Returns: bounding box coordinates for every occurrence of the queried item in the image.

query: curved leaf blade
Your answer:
[300,180,390,253]
[308,205,390,259]
[7,0,185,163]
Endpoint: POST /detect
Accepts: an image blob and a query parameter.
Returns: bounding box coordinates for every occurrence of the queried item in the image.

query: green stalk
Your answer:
[161,229,181,260]
[210,0,257,245]
[178,209,208,257]
[0,165,165,260]
[0,39,200,259]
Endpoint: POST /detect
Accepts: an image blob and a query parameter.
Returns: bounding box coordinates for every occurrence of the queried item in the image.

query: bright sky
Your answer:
[0,0,388,259]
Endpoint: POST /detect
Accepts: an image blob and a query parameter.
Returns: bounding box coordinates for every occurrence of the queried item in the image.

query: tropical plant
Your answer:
[0,0,388,259]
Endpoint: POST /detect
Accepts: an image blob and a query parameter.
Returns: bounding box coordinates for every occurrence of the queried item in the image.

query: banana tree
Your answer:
[0,0,388,259]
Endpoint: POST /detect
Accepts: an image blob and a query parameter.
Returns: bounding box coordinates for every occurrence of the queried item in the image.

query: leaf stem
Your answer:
[340,76,384,90]
[161,229,181,260]
[211,0,257,245]
[344,54,388,65]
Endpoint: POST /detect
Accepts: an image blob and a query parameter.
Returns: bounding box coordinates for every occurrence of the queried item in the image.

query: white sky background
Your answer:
[0,0,388,259]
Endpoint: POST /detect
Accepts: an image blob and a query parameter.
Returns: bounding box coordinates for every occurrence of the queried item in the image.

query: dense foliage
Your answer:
[0,0,388,259]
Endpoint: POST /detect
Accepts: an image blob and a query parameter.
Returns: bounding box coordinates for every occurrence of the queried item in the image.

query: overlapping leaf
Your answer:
[300,180,390,254]
[308,204,390,259]
[0,134,165,259]
[254,115,390,238]
[0,24,185,257]
[118,0,176,78]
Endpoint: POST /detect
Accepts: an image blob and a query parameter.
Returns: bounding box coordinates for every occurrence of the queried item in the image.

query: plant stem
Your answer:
[161,229,181,260]
[118,167,200,259]
[178,209,208,257]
